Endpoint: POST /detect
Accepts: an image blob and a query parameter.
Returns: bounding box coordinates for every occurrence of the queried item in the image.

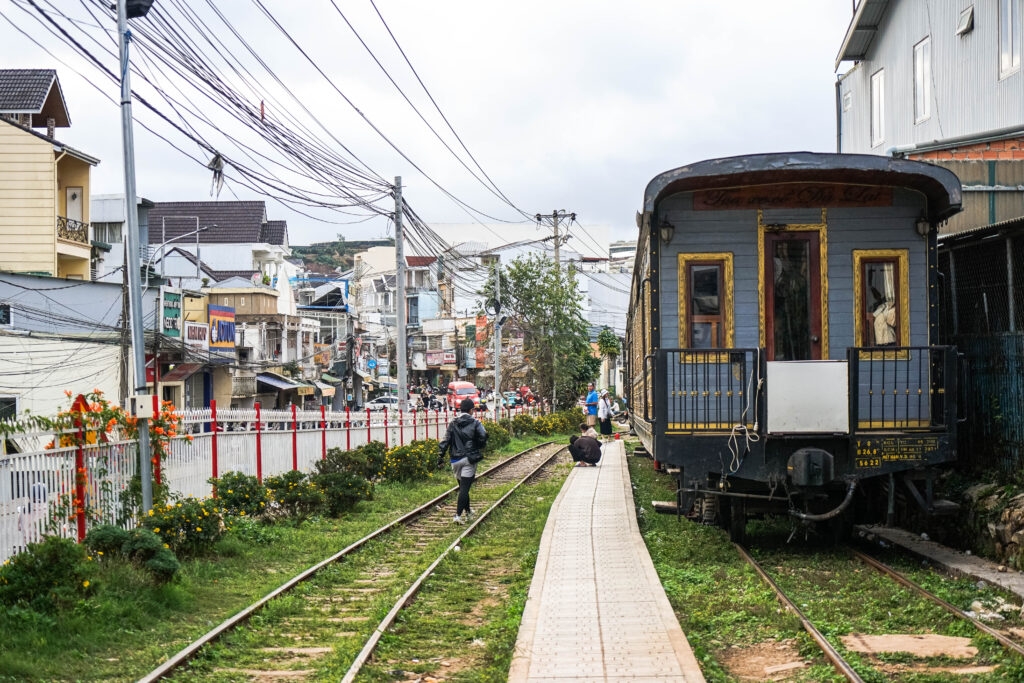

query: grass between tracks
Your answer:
[0,433,564,682]
[350,457,572,682]
[628,455,845,682]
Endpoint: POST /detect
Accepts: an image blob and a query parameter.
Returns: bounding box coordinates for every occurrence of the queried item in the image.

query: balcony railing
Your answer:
[56,216,89,244]
[656,349,762,432]
[848,346,957,432]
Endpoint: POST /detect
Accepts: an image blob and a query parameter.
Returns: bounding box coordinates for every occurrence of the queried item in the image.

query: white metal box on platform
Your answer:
[766,361,849,434]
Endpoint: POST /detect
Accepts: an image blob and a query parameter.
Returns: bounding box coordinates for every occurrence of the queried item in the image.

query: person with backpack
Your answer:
[439,397,489,523]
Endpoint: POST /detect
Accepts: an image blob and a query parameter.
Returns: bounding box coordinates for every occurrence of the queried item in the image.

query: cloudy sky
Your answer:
[3,1,855,254]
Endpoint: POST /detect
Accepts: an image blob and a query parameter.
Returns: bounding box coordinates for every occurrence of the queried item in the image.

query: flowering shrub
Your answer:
[209,471,268,518]
[482,421,510,452]
[142,497,223,556]
[511,413,537,435]
[381,439,441,481]
[121,528,180,582]
[265,471,324,523]
[0,536,94,612]
[311,471,373,516]
[320,442,387,481]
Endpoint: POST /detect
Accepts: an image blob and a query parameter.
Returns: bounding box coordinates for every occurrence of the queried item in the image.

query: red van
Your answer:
[447,381,481,410]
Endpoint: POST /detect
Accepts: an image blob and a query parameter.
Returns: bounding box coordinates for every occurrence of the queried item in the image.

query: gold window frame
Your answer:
[757,209,830,359]
[853,248,910,360]
[677,253,734,360]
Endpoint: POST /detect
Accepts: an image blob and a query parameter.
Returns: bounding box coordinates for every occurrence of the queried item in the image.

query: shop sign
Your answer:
[412,352,426,371]
[426,350,443,366]
[475,315,487,342]
[162,289,182,338]
[465,351,476,369]
[314,343,331,366]
[209,305,236,349]
[184,322,209,350]
[442,349,456,364]
[465,324,475,342]
[476,346,486,367]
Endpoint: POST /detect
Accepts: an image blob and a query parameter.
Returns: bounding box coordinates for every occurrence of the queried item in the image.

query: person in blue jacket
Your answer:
[584,382,599,429]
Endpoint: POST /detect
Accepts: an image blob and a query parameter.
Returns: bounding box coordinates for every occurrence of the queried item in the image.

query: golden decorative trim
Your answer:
[676,252,735,354]
[852,249,911,360]
[757,209,829,358]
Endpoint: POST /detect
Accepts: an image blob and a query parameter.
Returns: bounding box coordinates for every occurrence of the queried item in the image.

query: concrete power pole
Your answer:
[395,176,407,413]
[493,255,501,422]
[118,0,154,512]
[535,210,575,411]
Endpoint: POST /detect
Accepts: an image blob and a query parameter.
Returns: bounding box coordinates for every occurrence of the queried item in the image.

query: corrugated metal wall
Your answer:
[839,0,1024,154]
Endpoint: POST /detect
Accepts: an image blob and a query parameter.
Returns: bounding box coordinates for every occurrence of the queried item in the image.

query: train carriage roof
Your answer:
[643,152,962,224]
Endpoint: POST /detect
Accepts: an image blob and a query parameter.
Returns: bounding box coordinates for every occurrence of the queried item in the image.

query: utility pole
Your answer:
[535,210,576,410]
[395,176,407,412]
[493,255,501,422]
[118,0,154,512]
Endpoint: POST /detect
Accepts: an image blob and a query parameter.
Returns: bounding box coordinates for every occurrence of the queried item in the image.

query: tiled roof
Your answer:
[0,69,55,112]
[406,256,436,267]
[148,201,267,244]
[260,219,288,246]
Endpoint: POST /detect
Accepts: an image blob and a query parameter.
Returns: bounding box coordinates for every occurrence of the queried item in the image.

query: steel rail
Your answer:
[137,441,555,683]
[341,445,567,682]
[734,543,866,683]
[849,547,1024,659]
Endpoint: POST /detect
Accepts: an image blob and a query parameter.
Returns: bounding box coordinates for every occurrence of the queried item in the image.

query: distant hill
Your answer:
[291,238,394,271]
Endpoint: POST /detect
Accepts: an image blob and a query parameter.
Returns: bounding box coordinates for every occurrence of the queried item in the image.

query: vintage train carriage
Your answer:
[625,153,962,538]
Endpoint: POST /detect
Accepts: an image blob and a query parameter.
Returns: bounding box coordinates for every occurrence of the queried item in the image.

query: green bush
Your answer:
[319,441,387,481]
[482,421,510,452]
[511,413,536,435]
[117,474,172,526]
[122,528,180,583]
[84,524,131,559]
[382,439,441,481]
[0,536,93,612]
[265,471,325,523]
[209,471,268,518]
[224,516,282,546]
[142,497,223,556]
[312,471,374,516]
[532,415,556,435]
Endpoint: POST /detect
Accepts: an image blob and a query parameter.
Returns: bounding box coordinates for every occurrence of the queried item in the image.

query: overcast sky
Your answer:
[3,1,855,255]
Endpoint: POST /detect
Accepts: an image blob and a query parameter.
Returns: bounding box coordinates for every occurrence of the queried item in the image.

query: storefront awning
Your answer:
[321,373,342,384]
[314,380,336,397]
[257,372,300,391]
[354,368,372,381]
[161,363,203,382]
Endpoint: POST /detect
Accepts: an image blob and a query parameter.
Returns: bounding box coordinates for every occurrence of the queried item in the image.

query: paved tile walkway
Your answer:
[508,440,705,682]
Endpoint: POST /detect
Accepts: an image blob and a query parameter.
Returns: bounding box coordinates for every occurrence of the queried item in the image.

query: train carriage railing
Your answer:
[656,349,764,433]
[848,345,958,432]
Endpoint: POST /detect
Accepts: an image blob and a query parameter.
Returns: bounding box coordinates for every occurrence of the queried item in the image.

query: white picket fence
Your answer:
[0,403,540,564]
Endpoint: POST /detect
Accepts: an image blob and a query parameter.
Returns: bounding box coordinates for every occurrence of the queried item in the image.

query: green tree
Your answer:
[596,327,621,393]
[483,254,599,408]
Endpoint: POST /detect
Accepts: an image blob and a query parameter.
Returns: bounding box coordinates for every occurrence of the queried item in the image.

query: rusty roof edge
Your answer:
[641,151,963,225]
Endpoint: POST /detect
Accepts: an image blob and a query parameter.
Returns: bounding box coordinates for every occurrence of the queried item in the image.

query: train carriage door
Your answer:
[764,231,822,360]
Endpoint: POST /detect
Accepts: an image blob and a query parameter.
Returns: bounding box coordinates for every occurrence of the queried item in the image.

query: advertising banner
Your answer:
[161,289,182,338]
[442,349,456,364]
[465,351,476,369]
[314,343,331,366]
[412,352,427,371]
[208,305,236,350]
[183,322,209,350]
[476,346,486,367]
[426,350,443,366]
[475,315,487,342]
[465,324,475,342]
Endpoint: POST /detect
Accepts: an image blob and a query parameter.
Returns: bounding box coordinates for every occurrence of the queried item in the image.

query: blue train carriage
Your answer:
[625,152,962,541]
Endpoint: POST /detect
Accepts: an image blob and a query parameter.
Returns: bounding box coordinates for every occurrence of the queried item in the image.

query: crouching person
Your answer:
[569,434,602,467]
[439,397,489,523]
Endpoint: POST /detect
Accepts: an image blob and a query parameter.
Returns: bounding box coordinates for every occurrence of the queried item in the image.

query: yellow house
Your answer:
[0,69,99,280]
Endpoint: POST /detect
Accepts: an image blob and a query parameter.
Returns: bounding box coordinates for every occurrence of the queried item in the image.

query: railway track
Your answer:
[735,540,1024,682]
[140,441,567,682]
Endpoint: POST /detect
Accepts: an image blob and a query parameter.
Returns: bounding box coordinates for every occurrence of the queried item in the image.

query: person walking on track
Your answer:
[585,382,599,429]
[439,397,489,523]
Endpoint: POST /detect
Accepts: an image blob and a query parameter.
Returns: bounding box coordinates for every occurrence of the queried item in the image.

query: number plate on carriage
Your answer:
[852,435,944,469]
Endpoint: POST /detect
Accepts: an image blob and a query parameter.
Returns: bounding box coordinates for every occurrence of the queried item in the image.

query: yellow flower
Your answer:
[196,527,202,532]
[163,543,169,548]
[82,580,90,588]
[154,527,160,532]
[148,509,154,516]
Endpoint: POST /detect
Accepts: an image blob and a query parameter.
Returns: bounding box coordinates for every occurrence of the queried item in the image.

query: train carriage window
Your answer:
[853,249,910,355]
[678,253,734,350]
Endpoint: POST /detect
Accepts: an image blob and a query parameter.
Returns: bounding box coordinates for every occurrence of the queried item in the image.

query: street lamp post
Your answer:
[118,0,155,512]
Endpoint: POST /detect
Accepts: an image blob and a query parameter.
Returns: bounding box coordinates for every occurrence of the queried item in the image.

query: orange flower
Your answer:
[153,426,164,435]
[44,441,54,449]
[185,435,194,442]
[167,430,176,438]
[64,390,72,398]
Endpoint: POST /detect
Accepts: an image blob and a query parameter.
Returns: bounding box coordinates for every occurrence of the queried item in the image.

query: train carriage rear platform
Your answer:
[624,151,963,542]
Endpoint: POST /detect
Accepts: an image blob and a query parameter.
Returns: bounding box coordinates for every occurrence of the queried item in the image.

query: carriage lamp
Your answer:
[915,215,930,236]
[659,218,675,244]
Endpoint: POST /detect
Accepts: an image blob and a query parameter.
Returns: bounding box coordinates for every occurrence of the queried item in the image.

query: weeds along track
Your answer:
[141,441,566,682]
[736,539,1024,682]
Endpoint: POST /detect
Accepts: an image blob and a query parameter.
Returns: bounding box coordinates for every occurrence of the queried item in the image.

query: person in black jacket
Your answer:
[568,434,602,467]
[439,397,489,523]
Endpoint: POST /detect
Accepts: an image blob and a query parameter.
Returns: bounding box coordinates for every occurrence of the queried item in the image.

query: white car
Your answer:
[365,396,399,411]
